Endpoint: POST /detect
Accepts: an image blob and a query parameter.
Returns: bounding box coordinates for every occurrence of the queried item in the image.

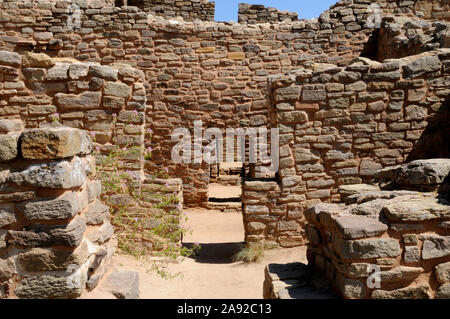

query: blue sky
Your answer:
[214,0,338,21]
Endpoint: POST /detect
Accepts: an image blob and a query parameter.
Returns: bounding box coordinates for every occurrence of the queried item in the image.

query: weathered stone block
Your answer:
[436,283,450,299]
[383,197,450,222]
[435,262,450,285]
[85,200,109,226]
[372,284,431,299]
[334,215,388,239]
[8,157,88,189]
[0,204,17,227]
[104,82,131,98]
[403,55,442,78]
[9,216,86,248]
[15,274,85,299]
[421,235,450,260]
[0,134,19,162]
[17,191,81,221]
[335,237,401,259]
[55,91,102,110]
[21,127,92,160]
[16,241,88,272]
[0,119,23,133]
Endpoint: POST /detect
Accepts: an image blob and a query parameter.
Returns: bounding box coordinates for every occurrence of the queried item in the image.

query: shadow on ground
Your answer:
[183,242,244,264]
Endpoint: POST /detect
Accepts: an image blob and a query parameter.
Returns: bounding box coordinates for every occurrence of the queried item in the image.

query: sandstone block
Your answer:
[95,271,139,299]
[335,237,401,259]
[16,241,88,272]
[0,204,17,227]
[421,235,450,260]
[436,283,450,299]
[403,55,442,78]
[89,65,118,81]
[383,197,450,222]
[379,266,423,283]
[104,82,131,98]
[435,262,450,284]
[0,134,19,162]
[334,215,387,240]
[8,157,87,189]
[0,51,21,66]
[56,91,102,110]
[15,274,85,299]
[17,191,81,221]
[372,284,431,299]
[21,127,92,160]
[0,119,23,133]
[9,216,86,247]
[85,200,109,225]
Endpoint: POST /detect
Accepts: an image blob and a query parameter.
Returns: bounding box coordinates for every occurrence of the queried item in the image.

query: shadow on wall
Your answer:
[183,242,243,264]
[406,98,450,162]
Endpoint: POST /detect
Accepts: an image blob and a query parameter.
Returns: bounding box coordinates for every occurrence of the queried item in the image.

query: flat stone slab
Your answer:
[372,284,431,299]
[338,184,380,201]
[97,270,139,299]
[334,215,388,239]
[376,159,450,188]
[383,197,450,222]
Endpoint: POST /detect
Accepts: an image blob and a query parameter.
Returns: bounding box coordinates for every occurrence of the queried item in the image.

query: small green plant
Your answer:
[232,242,277,263]
[91,112,200,278]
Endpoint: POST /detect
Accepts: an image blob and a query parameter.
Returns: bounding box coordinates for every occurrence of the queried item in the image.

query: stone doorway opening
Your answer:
[208,162,244,213]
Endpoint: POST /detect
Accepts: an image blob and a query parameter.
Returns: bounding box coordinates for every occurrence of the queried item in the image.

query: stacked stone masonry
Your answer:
[0,0,448,245]
[117,0,215,21]
[303,159,450,299]
[0,124,117,299]
[1,0,449,207]
[243,48,450,246]
[238,3,299,25]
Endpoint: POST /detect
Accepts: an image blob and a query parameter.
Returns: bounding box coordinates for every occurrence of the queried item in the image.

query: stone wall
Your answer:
[304,159,450,299]
[117,0,215,21]
[0,50,147,185]
[0,0,448,209]
[243,48,450,246]
[238,3,298,24]
[0,125,116,299]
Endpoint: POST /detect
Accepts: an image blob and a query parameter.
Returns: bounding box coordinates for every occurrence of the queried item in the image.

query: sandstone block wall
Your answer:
[3,0,444,206]
[243,48,450,246]
[0,50,147,185]
[0,125,115,299]
[0,0,448,209]
[119,0,215,21]
[304,159,450,299]
[238,3,299,25]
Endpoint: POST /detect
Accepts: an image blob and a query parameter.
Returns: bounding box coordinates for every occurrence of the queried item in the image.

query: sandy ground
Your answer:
[111,208,307,299]
[208,183,241,198]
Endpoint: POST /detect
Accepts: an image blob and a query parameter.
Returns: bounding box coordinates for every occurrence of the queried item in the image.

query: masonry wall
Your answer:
[243,49,450,246]
[304,159,450,299]
[118,0,215,21]
[0,124,115,298]
[0,0,449,208]
[238,3,298,24]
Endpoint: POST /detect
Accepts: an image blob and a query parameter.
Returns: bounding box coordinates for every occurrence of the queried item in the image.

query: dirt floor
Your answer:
[111,208,307,299]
